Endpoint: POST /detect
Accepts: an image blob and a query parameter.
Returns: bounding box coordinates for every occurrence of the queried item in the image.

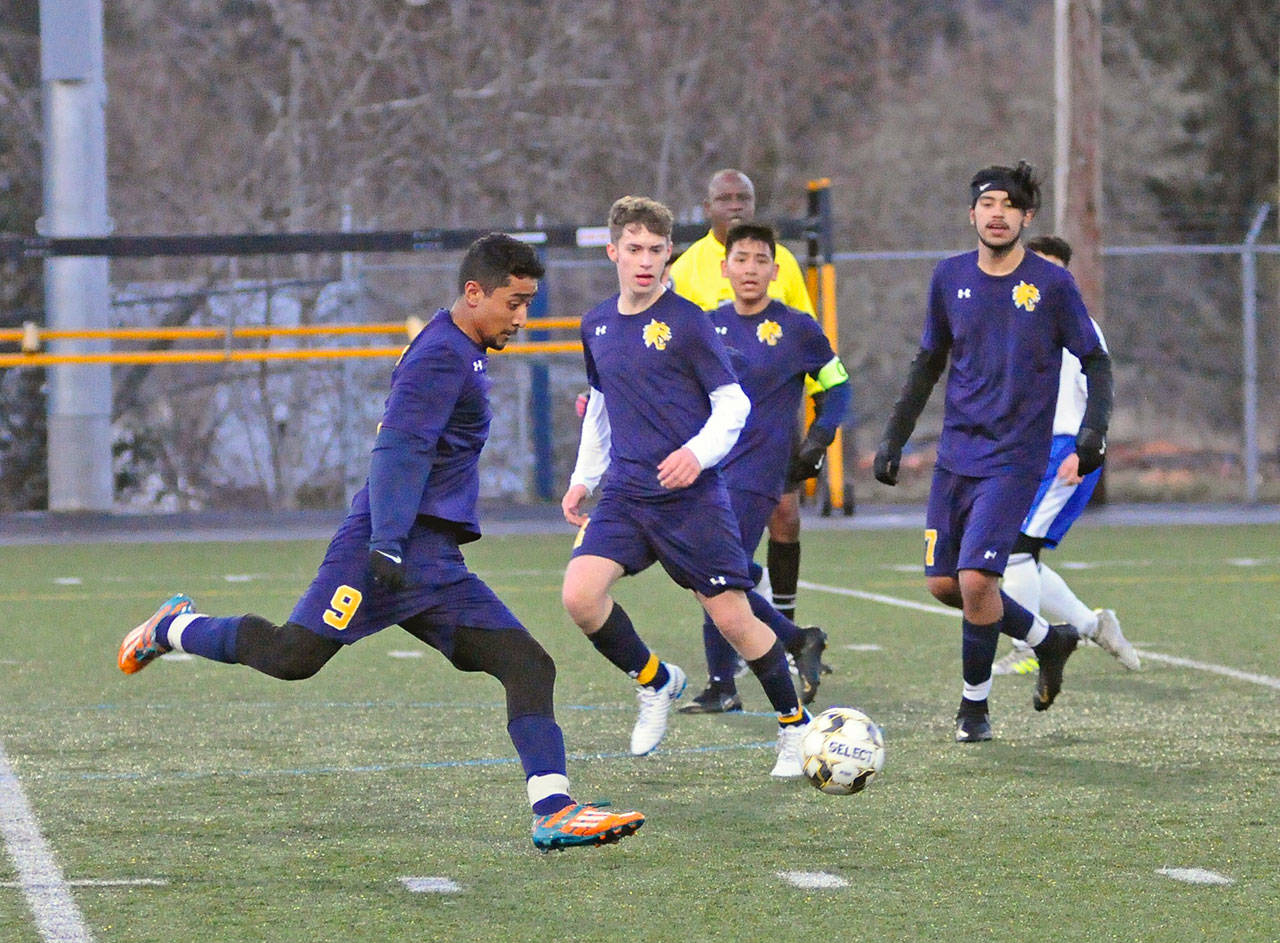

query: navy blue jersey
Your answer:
[582,289,737,497]
[709,299,836,499]
[352,308,490,541]
[922,250,1102,477]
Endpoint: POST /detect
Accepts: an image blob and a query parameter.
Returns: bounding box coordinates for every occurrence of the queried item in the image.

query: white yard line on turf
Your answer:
[0,879,167,888]
[798,579,957,617]
[799,579,1280,691]
[1136,652,1280,690]
[0,740,95,943]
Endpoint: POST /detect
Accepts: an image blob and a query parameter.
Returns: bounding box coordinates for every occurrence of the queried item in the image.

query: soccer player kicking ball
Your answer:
[561,196,813,778]
[873,162,1114,743]
[118,234,644,851]
[680,222,852,714]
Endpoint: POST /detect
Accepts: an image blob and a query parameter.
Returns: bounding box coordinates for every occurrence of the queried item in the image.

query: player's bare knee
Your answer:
[927,576,962,608]
[561,583,606,631]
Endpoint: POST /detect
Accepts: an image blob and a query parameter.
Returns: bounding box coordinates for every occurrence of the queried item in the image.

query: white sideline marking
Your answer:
[0,879,167,888]
[1137,652,1280,690]
[0,740,94,942]
[399,876,462,893]
[799,580,956,617]
[843,643,884,652]
[1157,867,1234,886]
[800,579,1280,690]
[387,650,425,659]
[223,574,258,583]
[158,652,194,663]
[52,577,82,586]
[777,870,848,890]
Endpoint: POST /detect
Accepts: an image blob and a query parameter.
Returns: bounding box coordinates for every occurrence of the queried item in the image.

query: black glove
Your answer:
[369,547,409,592]
[787,426,834,484]
[1075,426,1107,476]
[873,440,901,486]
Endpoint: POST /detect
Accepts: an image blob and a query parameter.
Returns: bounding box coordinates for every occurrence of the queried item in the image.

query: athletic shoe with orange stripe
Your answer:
[530,801,645,851]
[118,594,193,674]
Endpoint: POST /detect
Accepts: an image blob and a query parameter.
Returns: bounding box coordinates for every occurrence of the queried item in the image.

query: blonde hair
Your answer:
[607,195,674,243]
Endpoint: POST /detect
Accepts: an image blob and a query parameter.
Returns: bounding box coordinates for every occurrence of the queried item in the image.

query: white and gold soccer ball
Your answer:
[801,706,885,795]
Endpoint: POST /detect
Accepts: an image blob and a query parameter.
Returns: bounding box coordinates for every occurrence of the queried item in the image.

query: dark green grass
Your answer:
[1,524,1279,942]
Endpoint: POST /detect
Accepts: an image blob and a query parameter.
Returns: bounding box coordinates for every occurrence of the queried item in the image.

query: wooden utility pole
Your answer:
[1054,0,1106,499]
[1053,0,1105,322]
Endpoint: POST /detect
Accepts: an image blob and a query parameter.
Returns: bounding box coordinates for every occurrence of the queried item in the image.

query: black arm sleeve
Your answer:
[1078,349,1113,436]
[881,345,948,449]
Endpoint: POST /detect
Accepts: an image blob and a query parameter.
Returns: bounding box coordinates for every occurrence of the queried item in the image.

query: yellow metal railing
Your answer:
[0,319,584,367]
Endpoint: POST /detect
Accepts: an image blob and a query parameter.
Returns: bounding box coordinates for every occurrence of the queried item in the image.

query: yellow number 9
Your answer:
[323,585,363,631]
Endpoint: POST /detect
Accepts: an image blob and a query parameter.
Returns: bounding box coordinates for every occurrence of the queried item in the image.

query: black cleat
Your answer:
[1033,624,1080,712]
[955,699,992,743]
[677,684,743,714]
[788,626,828,705]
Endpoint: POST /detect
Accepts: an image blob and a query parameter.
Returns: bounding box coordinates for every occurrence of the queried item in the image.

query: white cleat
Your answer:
[630,663,687,755]
[769,720,811,778]
[1093,609,1140,670]
[992,642,1038,676]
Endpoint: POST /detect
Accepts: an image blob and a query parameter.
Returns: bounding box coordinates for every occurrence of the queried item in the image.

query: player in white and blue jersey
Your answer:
[678,223,851,714]
[561,197,814,778]
[873,162,1114,743]
[118,234,645,850]
[995,235,1139,676]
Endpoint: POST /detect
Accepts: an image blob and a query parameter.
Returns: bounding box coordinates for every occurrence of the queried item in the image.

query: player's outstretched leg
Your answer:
[1032,624,1079,711]
[531,802,645,851]
[117,593,193,674]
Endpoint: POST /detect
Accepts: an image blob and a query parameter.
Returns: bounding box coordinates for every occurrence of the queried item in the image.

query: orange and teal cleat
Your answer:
[118,594,193,675]
[531,802,645,851]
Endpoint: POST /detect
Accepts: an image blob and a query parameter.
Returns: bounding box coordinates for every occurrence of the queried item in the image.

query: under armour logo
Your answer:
[715,326,728,335]
[957,288,971,299]
[594,325,608,336]
[708,575,727,586]
[472,360,485,372]
[983,550,998,560]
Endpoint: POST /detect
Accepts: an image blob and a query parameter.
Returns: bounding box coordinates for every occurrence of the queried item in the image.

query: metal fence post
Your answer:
[1241,203,1270,504]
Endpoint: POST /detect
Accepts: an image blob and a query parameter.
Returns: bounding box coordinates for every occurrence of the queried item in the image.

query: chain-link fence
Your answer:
[96,229,1279,512]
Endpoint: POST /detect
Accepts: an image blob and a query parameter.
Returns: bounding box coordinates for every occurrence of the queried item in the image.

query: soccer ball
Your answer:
[801,706,885,795]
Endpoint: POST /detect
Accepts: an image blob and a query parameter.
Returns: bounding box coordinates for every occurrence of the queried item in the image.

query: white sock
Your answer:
[1002,552,1041,615]
[1023,615,1050,648]
[755,566,772,605]
[526,773,571,808]
[166,613,202,652]
[963,680,992,702]
[1039,564,1099,636]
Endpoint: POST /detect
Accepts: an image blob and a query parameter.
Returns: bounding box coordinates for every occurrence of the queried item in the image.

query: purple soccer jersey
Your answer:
[921,250,1102,478]
[352,307,491,541]
[581,289,738,497]
[708,299,836,500]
